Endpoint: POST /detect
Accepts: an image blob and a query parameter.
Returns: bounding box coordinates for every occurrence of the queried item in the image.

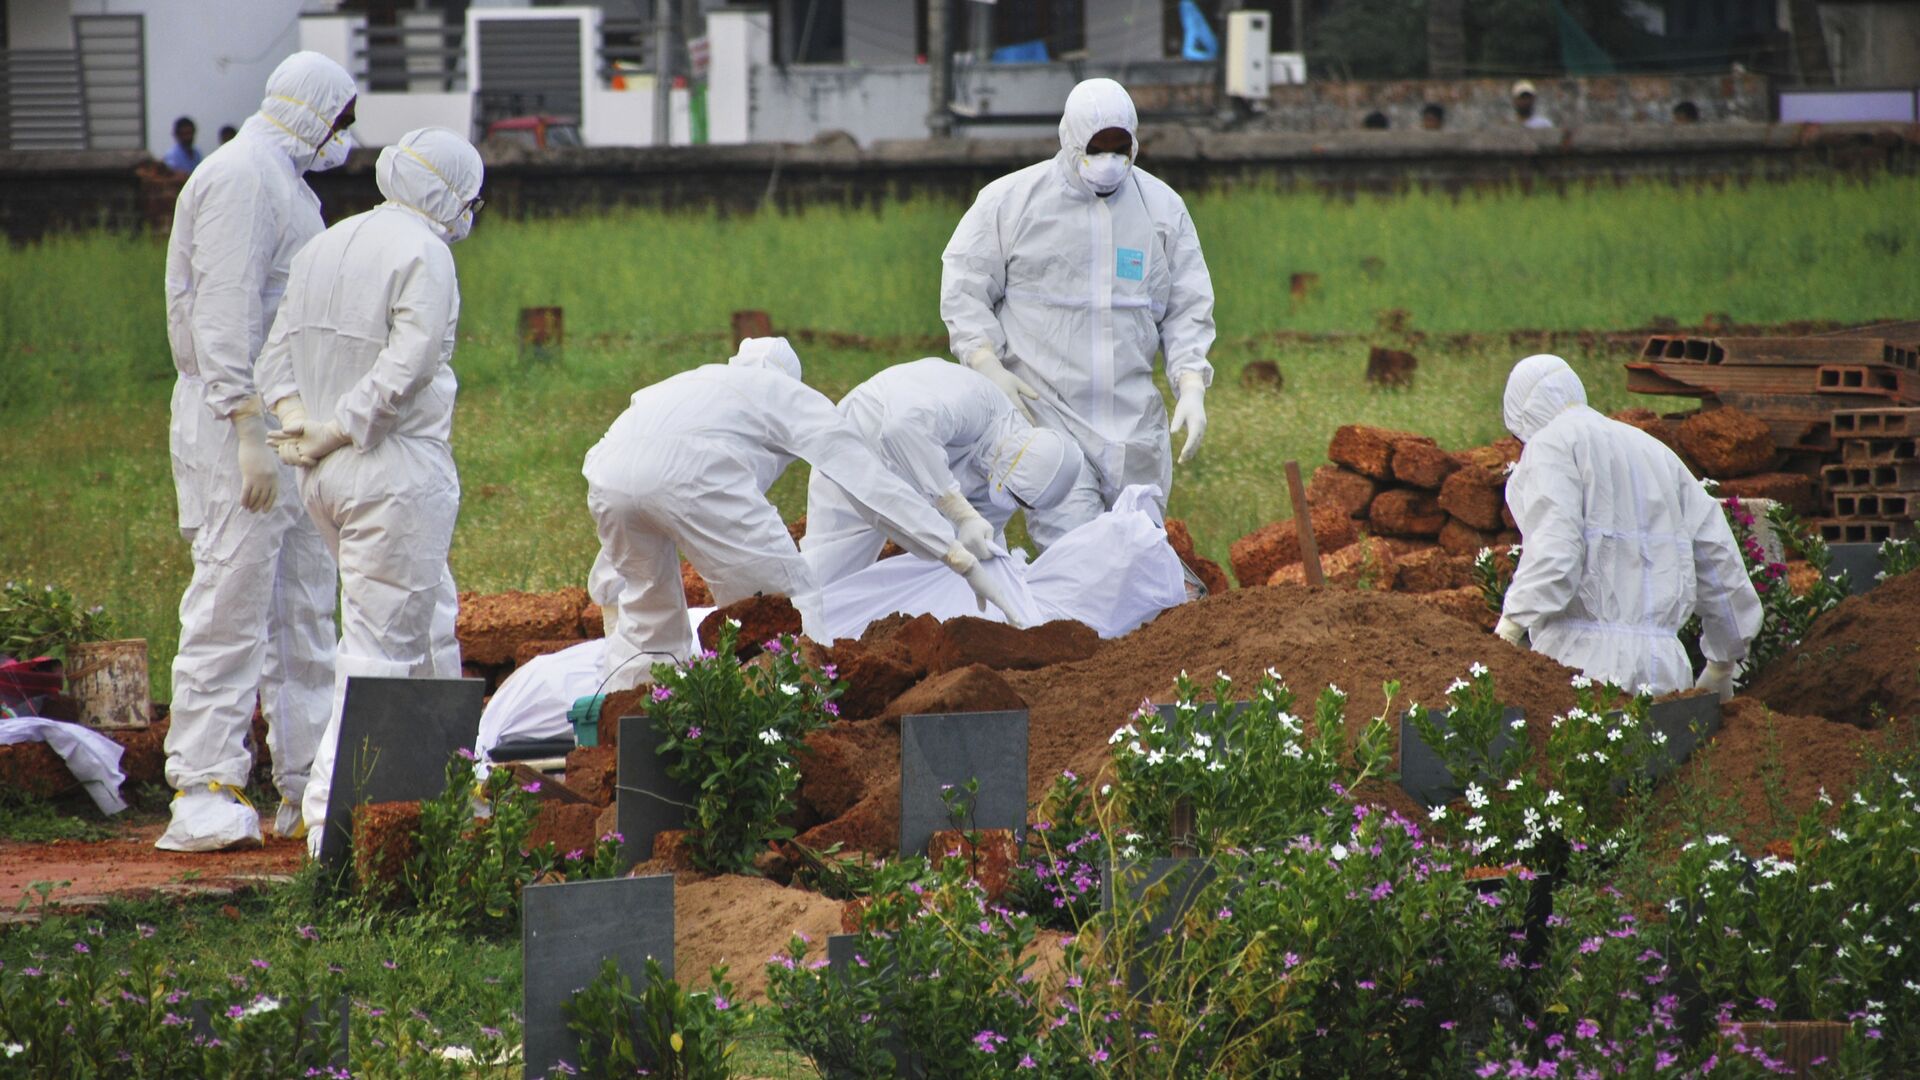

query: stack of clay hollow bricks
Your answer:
[1821,408,1920,544]
[1624,330,1920,543]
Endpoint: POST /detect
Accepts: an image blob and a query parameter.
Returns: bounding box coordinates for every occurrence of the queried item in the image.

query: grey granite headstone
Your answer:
[1825,543,1884,596]
[522,874,674,1080]
[1101,857,1220,993]
[1397,706,1524,808]
[616,717,697,867]
[1638,693,1723,785]
[898,710,1028,859]
[317,676,486,866]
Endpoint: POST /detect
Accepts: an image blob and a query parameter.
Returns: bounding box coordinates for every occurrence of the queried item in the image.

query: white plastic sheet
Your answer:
[816,485,1187,641]
[473,606,715,760]
[0,717,129,815]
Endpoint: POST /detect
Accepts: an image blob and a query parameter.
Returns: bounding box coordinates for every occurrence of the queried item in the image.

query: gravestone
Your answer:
[616,716,696,866]
[1397,706,1524,808]
[317,676,486,867]
[1642,693,1722,784]
[1825,543,1884,596]
[898,710,1028,860]
[522,874,674,1080]
[1100,856,1220,993]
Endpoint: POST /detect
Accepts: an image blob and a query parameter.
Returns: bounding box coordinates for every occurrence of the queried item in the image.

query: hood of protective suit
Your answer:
[376,127,484,242]
[1058,79,1138,197]
[984,417,1082,510]
[1058,78,1138,158]
[729,336,802,381]
[257,51,356,168]
[1502,353,1588,441]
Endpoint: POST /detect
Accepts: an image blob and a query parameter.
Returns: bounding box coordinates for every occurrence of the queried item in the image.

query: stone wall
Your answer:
[1258,73,1775,132]
[5,121,1915,243]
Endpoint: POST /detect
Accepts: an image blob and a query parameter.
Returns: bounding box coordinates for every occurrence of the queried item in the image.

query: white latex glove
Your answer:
[271,394,309,439]
[1694,660,1737,703]
[940,542,1023,626]
[231,401,279,514]
[936,491,996,562]
[271,418,351,468]
[965,346,1039,423]
[1170,370,1207,465]
[1494,615,1526,645]
[962,562,1027,628]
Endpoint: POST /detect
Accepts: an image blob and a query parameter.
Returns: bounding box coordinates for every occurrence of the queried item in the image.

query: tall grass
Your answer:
[1,177,1912,697]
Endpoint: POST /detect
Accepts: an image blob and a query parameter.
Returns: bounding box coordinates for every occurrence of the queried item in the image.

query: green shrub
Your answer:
[0,921,345,1077]
[644,620,841,874]
[375,751,620,934]
[1107,670,1393,856]
[0,579,115,663]
[561,957,738,1079]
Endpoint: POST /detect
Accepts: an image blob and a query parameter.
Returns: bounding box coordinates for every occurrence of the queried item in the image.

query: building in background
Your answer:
[3,0,1918,153]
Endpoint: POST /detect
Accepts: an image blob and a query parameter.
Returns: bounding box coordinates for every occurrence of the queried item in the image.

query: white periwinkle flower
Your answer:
[1465,783,1489,809]
[758,728,782,746]
[1330,843,1350,861]
[1428,805,1448,822]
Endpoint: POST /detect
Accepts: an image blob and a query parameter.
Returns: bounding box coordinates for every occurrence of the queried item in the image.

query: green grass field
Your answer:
[1,176,1914,698]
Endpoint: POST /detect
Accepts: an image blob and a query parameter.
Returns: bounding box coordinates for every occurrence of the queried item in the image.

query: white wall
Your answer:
[359,92,475,144]
[708,7,771,144]
[74,0,304,159]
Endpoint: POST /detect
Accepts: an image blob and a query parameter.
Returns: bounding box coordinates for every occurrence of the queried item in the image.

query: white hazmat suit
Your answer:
[158,52,356,851]
[802,359,1083,587]
[583,339,1019,692]
[941,78,1216,546]
[255,128,482,851]
[1497,355,1762,697]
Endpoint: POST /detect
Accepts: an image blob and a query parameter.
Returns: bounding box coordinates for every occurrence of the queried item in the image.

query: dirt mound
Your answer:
[564,746,618,807]
[670,874,847,1003]
[883,663,1028,720]
[1001,585,1582,812]
[814,639,922,719]
[1659,698,1884,852]
[1,823,304,908]
[697,595,802,659]
[924,618,1099,674]
[1745,571,1920,728]
[353,801,422,889]
[1677,406,1775,479]
[792,585,1584,856]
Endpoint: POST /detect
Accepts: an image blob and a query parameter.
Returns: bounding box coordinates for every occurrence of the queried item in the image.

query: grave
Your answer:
[522,874,674,1080]
[1100,856,1220,992]
[1825,542,1886,596]
[616,715,696,866]
[898,710,1028,859]
[1397,706,1523,808]
[317,676,485,866]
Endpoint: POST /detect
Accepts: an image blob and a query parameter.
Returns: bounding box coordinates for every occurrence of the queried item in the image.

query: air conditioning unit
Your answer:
[1225,10,1270,100]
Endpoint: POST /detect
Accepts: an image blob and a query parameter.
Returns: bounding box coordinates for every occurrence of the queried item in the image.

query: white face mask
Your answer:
[444,206,474,244]
[307,129,353,173]
[1078,151,1132,194]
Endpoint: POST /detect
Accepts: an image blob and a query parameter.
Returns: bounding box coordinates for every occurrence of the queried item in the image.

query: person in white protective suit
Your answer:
[158,52,357,852]
[583,338,1024,692]
[801,359,1085,587]
[940,77,1216,547]
[253,127,483,854]
[1494,355,1762,699]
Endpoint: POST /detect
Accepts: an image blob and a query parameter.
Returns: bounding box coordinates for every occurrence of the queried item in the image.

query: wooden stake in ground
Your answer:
[1284,460,1327,586]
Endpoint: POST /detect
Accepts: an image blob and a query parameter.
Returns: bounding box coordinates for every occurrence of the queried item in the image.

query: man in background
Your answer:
[163,116,203,175]
[1511,81,1554,128]
[1420,103,1445,131]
